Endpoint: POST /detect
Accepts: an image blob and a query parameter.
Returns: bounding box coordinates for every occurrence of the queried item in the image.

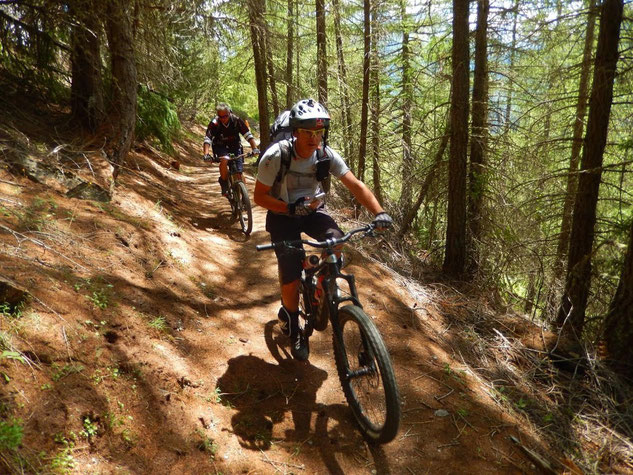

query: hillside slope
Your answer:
[1,122,627,474]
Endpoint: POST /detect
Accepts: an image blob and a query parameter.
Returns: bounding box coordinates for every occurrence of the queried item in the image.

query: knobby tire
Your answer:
[235,181,253,235]
[333,304,400,443]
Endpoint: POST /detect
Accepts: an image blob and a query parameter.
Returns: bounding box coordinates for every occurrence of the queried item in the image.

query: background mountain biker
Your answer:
[203,102,259,196]
[254,98,393,361]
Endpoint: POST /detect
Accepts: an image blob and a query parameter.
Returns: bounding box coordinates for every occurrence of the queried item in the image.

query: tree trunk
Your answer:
[398,0,413,216]
[603,217,633,379]
[398,125,449,240]
[332,0,353,169]
[556,0,623,337]
[466,0,489,274]
[316,0,328,106]
[357,0,371,182]
[370,3,381,204]
[248,0,270,149]
[504,0,519,132]
[550,0,597,300]
[70,3,105,131]
[285,0,294,108]
[295,1,300,99]
[105,0,137,181]
[443,0,470,278]
[264,15,280,118]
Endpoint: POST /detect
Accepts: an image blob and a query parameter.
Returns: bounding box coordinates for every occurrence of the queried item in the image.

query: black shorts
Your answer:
[266,209,343,284]
[213,144,244,172]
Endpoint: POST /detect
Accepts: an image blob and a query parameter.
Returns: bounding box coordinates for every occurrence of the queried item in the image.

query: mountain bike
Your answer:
[224,151,254,235]
[256,224,401,444]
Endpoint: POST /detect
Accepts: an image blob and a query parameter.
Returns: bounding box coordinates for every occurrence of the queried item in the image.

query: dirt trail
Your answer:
[0,133,547,474]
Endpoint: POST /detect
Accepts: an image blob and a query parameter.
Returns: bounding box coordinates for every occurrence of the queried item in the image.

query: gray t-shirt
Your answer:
[257,141,350,203]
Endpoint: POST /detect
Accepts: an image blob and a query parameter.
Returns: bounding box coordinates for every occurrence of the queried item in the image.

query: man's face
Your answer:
[217,109,230,125]
[295,127,325,151]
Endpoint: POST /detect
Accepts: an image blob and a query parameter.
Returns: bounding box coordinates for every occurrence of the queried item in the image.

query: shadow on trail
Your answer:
[216,320,393,473]
[215,351,327,450]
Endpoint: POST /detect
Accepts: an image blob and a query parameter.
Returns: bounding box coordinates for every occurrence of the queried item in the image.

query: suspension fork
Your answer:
[321,250,362,326]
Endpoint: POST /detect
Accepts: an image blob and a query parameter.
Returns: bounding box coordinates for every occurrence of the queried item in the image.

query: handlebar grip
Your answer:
[256,243,275,251]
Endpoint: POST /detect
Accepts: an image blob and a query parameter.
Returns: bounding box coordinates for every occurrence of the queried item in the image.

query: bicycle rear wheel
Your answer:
[235,181,253,234]
[333,304,400,443]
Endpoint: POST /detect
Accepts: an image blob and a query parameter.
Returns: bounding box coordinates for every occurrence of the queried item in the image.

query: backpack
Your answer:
[264,110,333,199]
[269,110,293,143]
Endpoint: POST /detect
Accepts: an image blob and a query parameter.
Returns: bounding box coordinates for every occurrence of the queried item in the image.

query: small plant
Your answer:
[1,350,26,363]
[148,315,167,332]
[92,366,120,385]
[0,419,23,450]
[0,301,25,319]
[103,411,124,431]
[121,428,137,447]
[51,363,84,381]
[515,397,528,410]
[49,439,76,473]
[17,196,57,231]
[91,369,105,385]
[80,416,98,440]
[74,278,114,309]
[88,288,110,309]
[193,429,218,455]
[456,408,469,418]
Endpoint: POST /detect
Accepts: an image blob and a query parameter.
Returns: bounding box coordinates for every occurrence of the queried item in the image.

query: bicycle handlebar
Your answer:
[225,151,256,161]
[256,224,375,252]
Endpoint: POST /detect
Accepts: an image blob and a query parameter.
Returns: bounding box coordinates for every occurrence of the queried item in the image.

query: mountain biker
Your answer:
[254,98,393,361]
[203,102,259,196]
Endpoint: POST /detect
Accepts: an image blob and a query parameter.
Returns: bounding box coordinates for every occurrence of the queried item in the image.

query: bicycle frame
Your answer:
[306,249,361,319]
[225,152,251,185]
[258,225,374,328]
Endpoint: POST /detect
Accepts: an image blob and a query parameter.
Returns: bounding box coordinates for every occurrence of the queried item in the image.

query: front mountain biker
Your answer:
[254,98,393,361]
[203,102,259,196]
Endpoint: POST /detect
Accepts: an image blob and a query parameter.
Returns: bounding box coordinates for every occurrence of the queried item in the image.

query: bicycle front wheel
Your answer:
[235,181,253,234]
[333,304,400,444]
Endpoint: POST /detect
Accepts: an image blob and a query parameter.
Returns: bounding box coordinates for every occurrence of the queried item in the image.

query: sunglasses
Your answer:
[217,113,229,119]
[297,128,325,138]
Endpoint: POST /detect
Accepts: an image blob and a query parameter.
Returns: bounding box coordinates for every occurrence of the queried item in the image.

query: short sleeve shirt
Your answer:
[257,141,350,203]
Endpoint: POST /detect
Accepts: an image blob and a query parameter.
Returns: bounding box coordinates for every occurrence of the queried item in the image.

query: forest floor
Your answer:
[0,101,632,474]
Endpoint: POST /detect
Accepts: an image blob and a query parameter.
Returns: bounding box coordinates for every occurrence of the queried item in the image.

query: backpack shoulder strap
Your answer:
[275,140,292,183]
[270,140,293,199]
[316,145,333,192]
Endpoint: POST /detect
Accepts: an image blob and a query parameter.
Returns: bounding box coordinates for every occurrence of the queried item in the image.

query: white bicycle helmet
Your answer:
[289,99,330,129]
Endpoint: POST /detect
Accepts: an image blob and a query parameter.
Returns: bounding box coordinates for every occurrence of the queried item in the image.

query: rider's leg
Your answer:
[281,280,300,312]
[267,211,309,359]
[218,156,229,195]
[219,158,229,181]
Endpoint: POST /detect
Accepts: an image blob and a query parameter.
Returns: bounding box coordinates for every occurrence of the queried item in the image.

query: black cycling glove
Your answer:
[288,197,313,216]
[203,153,212,162]
[372,212,393,231]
